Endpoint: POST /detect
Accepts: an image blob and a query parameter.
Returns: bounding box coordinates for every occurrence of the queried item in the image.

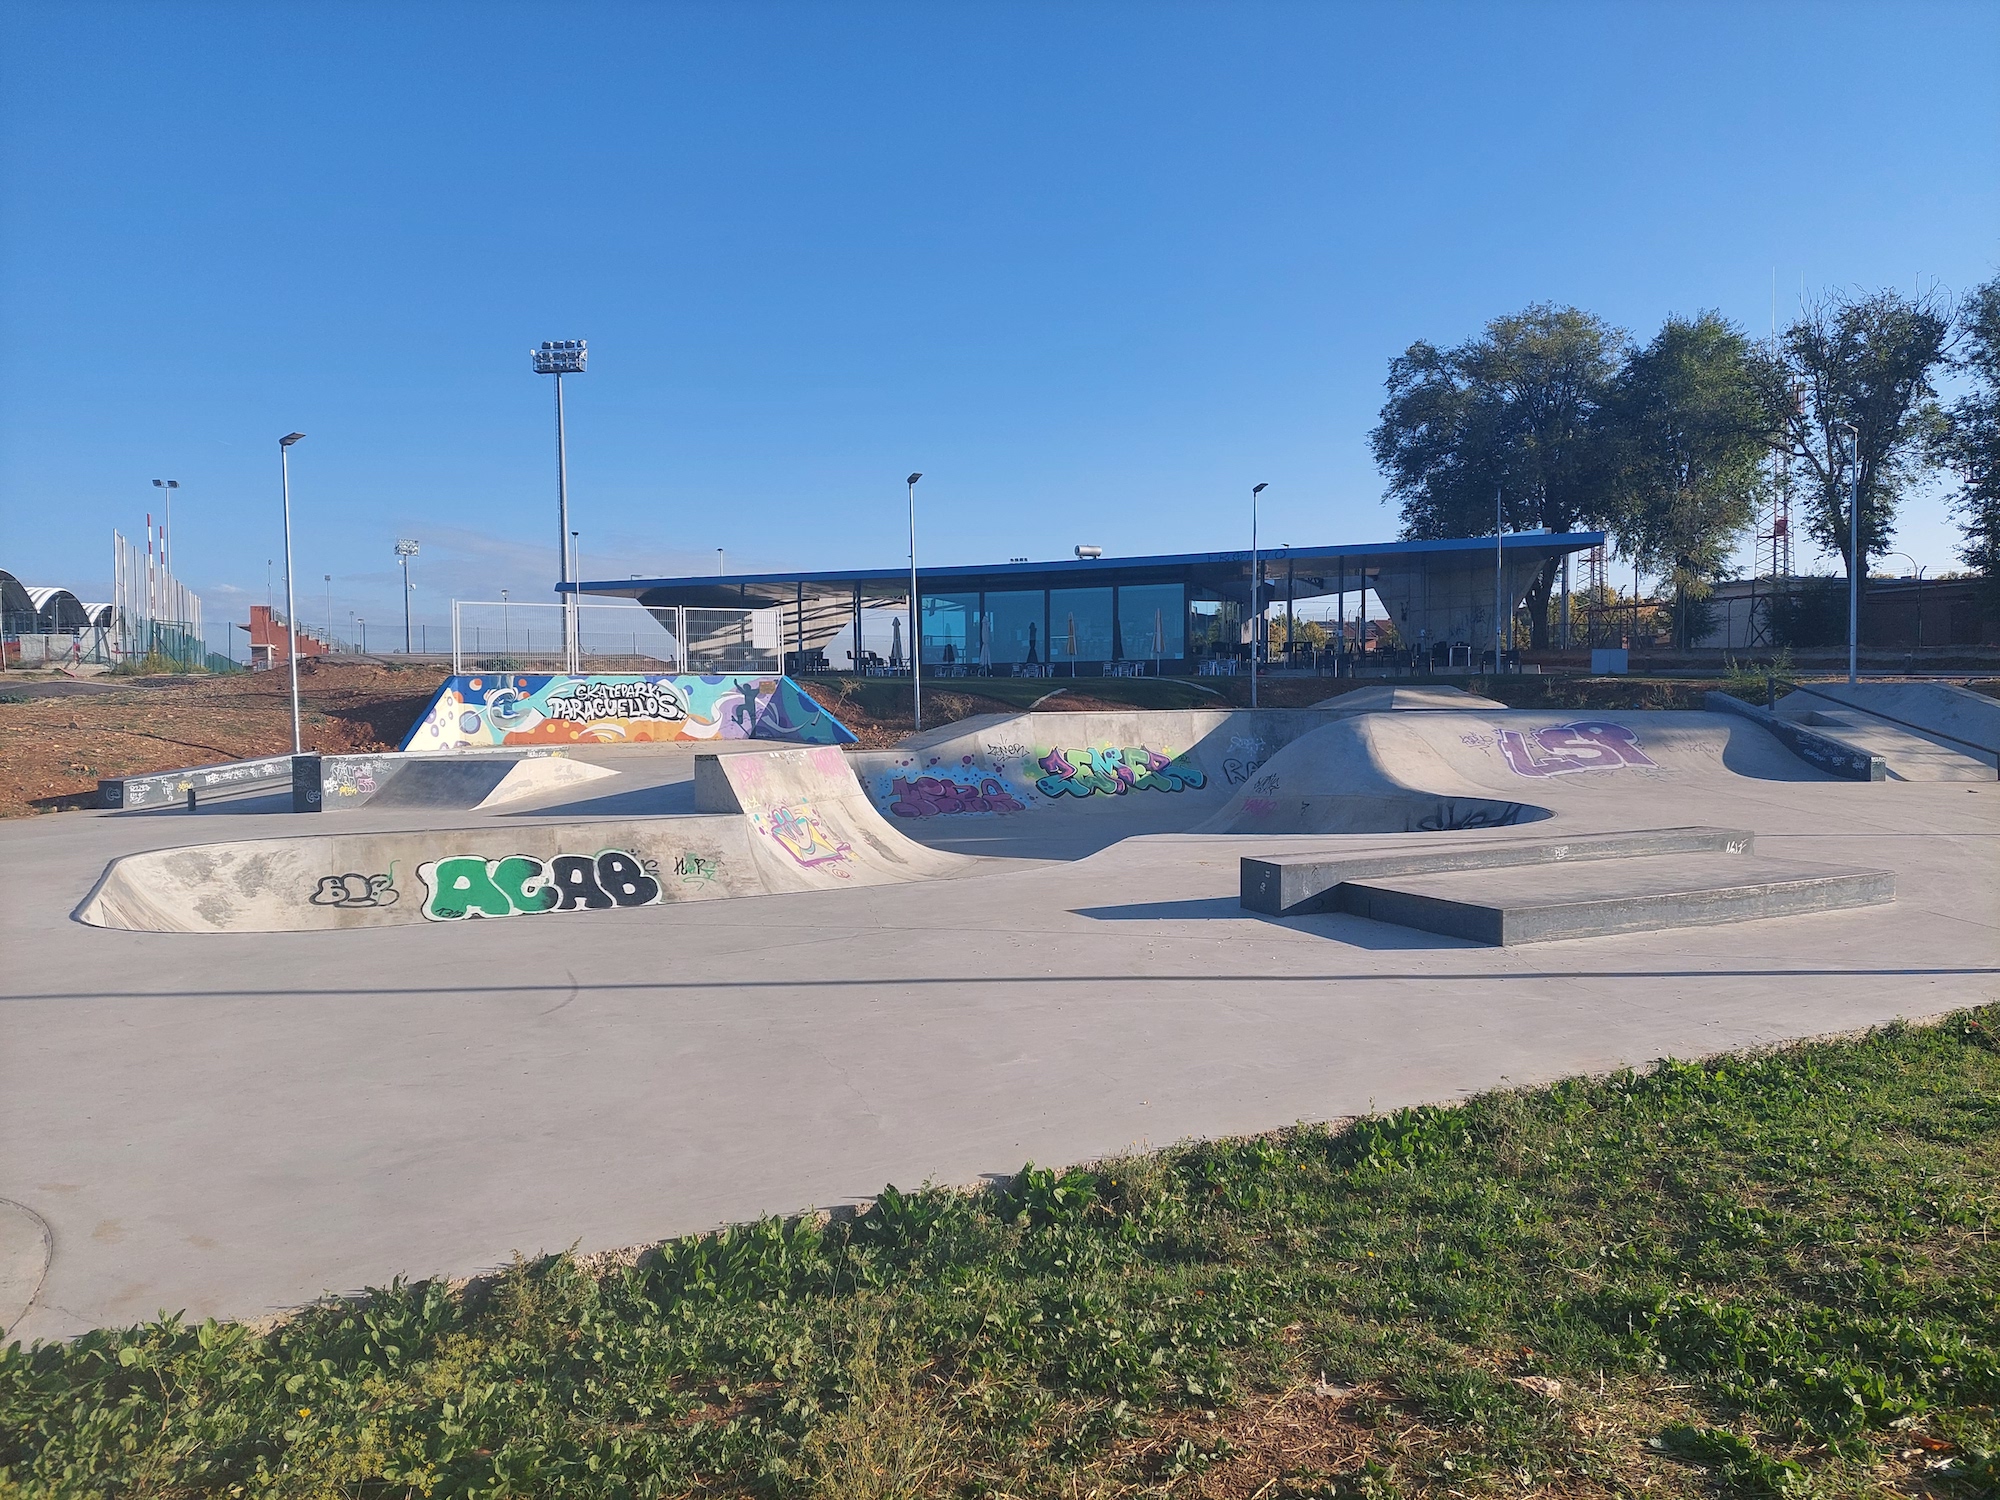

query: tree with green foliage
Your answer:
[1934,273,2000,619]
[1371,304,1624,647]
[1600,312,1781,649]
[1768,287,1954,583]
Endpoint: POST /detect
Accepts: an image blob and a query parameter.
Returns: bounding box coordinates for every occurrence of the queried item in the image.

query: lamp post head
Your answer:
[906,472,922,486]
[280,433,305,448]
[533,340,588,375]
[152,478,178,489]
[394,539,420,558]
[1252,482,1268,496]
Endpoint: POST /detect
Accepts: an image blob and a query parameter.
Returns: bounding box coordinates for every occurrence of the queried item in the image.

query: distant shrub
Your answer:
[1762,577,1848,648]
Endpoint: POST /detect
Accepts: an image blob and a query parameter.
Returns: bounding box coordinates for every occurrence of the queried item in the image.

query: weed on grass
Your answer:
[4,1009,1997,1497]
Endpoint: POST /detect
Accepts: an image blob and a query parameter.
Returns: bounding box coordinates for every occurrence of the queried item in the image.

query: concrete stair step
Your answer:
[1337,852,1894,946]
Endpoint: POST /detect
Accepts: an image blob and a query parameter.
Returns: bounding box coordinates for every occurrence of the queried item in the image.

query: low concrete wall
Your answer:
[101,754,295,811]
[1704,691,1885,781]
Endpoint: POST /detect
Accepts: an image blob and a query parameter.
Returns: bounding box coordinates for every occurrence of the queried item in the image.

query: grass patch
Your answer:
[6,1012,1998,1496]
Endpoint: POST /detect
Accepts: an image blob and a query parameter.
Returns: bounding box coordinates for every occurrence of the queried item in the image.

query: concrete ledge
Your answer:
[1241,826,1754,917]
[1705,690,1886,781]
[1338,858,1895,946]
[100,754,295,810]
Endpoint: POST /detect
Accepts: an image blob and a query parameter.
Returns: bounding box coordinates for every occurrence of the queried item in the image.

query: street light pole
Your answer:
[906,473,923,730]
[278,434,306,752]
[324,574,332,648]
[1495,484,1505,676]
[532,340,587,675]
[569,531,580,664]
[1840,422,1861,684]
[395,539,420,653]
[1250,483,1267,707]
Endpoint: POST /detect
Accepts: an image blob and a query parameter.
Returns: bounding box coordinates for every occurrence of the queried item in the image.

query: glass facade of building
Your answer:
[909,583,1195,671]
[1047,587,1114,667]
[1116,583,1185,663]
[982,589,1046,667]
[919,591,977,667]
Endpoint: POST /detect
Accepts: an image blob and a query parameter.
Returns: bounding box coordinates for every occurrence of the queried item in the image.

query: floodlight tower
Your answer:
[152,480,179,577]
[395,539,420,653]
[532,339,587,673]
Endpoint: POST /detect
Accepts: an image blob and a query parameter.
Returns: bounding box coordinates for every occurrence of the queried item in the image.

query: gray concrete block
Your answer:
[1335,853,1894,945]
[1241,826,1754,916]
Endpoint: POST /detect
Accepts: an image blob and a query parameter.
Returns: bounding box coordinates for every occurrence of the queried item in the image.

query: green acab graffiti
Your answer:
[417,849,664,921]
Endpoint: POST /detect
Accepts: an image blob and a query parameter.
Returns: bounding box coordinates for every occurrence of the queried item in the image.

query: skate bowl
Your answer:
[1198,709,1840,835]
[850,701,1852,854]
[76,745,970,933]
[848,707,1352,857]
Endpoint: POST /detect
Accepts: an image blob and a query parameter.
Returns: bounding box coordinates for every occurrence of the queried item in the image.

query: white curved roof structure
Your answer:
[24,586,89,632]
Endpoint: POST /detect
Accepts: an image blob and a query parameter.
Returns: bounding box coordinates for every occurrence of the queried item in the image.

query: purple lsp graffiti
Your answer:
[1495,721,1656,778]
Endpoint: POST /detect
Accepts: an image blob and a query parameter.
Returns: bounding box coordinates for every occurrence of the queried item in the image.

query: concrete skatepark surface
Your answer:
[2,691,1997,1342]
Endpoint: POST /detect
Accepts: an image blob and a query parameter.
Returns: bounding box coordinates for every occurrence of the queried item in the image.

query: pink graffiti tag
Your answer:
[886,775,1027,818]
[1495,721,1656,779]
[764,803,853,871]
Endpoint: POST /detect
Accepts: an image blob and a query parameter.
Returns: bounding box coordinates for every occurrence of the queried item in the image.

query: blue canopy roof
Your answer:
[577,531,1604,610]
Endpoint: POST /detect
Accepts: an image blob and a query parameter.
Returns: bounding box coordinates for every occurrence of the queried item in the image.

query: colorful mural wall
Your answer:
[400,674,856,752]
[871,740,1207,819]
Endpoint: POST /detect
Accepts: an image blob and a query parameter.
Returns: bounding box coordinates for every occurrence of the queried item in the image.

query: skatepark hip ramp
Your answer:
[76,745,969,933]
[848,702,1855,852]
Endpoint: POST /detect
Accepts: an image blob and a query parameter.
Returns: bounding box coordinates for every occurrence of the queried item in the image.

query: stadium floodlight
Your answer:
[532,340,587,375]
[395,539,420,653]
[532,341,587,672]
[278,434,307,752]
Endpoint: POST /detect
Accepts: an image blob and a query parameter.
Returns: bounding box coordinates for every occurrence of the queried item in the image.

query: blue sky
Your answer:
[2,1,1996,647]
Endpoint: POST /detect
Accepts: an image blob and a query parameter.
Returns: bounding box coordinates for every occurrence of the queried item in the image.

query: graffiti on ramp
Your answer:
[417,849,664,920]
[1034,746,1205,799]
[758,803,854,875]
[1486,721,1657,779]
[401,674,856,751]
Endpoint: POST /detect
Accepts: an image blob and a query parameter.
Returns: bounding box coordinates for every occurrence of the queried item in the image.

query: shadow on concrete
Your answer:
[502,780,700,819]
[1074,896,1259,922]
[1718,721,1842,781]
[1073,898,1481,950]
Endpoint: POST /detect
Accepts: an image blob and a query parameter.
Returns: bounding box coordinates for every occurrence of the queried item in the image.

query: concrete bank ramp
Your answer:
[1193,714,1552,834]
[329,752,618,810]
[1311,683,1506,713]
[1770,682,1998,781]
[78,746,971,933]
[1199,709,1838,835]
[696,744,973,891]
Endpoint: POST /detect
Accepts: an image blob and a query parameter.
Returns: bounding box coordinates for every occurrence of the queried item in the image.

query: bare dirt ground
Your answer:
[0,661,436,817]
